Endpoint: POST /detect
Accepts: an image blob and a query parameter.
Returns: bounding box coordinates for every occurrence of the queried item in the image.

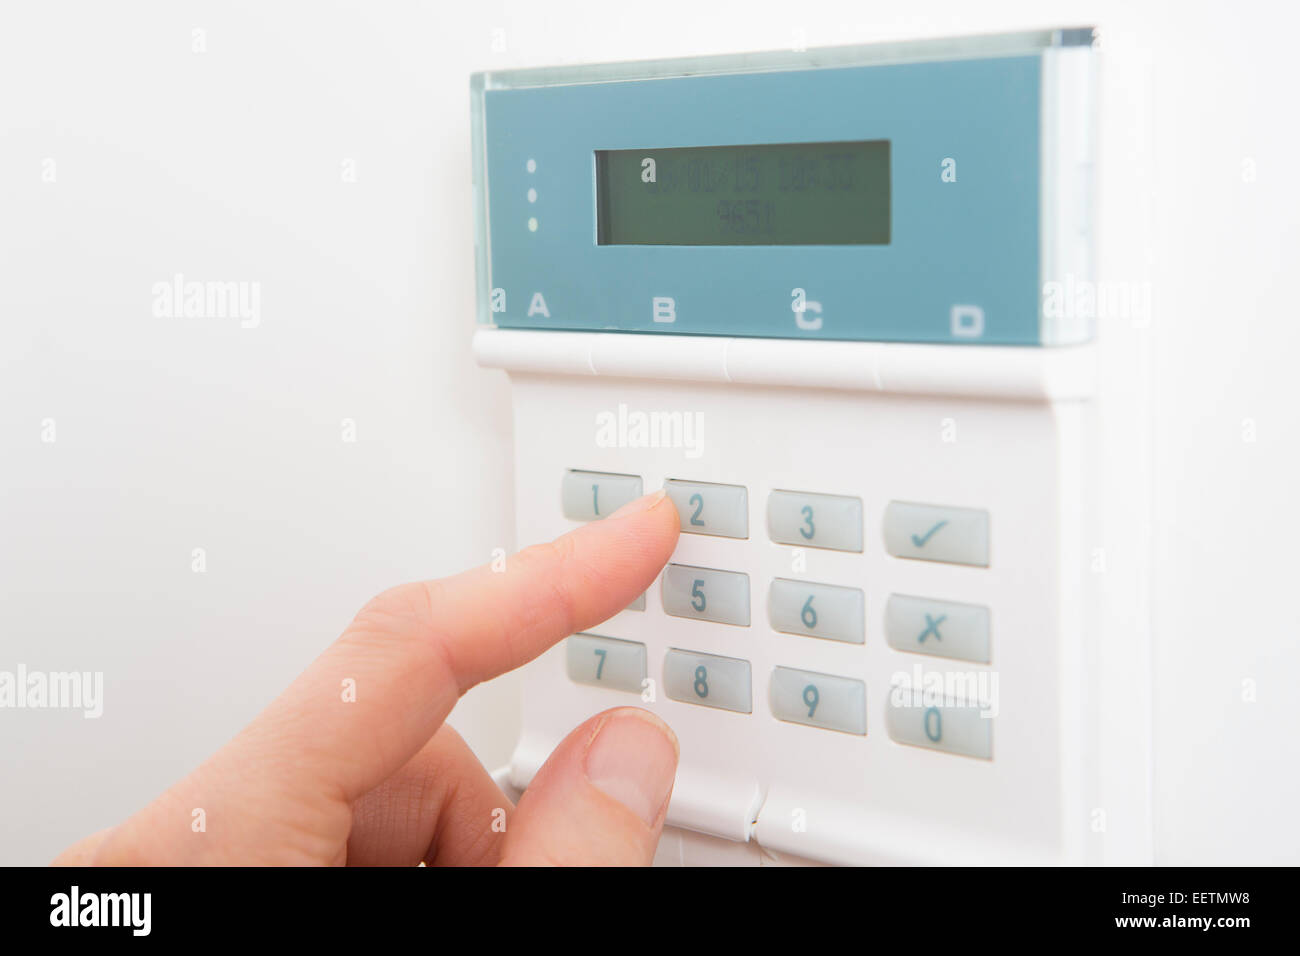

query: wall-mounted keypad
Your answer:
[558,471,994,756]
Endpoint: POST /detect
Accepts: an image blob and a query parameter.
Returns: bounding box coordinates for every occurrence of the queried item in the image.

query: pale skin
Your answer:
[54,490,682,866]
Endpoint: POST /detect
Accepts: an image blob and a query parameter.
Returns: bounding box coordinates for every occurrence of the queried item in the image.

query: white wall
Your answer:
[2,0,1297,865]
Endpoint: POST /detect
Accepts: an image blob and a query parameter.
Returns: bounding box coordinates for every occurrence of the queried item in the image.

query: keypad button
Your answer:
[561,470,642,521]
[885,594,990,663]
[566,634,646,693]
[769,667,866,735]
[663,480,748,538]
[885,690,992,759]
[882,501,989,567]
[664,650,752,713]
[768,579,864,644]
[627,592,646,612]
[767,491,863,552]
[661,564,750,626]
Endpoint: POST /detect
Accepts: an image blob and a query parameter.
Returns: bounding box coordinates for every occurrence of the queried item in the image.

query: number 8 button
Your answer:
[664,650,752,713]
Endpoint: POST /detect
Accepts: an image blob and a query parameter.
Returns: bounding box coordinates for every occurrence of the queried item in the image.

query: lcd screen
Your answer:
[596,141,890,245]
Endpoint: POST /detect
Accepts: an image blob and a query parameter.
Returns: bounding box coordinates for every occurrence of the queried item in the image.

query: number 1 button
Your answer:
[561,470,642,522]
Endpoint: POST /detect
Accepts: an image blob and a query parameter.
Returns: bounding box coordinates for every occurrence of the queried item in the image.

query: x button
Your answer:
[918,613,946,643]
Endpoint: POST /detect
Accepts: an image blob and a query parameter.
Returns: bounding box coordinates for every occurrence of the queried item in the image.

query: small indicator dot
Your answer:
[527,188,537,203]
[527,217,538,232]
[526,159,536,173]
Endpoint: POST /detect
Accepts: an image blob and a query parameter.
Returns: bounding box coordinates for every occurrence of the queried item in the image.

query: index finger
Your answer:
[236,489,677,804]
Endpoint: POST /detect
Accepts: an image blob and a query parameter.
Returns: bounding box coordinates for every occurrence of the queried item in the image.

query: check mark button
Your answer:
[884,502,989,567]
[910,520,948,548]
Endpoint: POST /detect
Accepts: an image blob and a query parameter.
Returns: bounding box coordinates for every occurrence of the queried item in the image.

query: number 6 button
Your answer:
[663,480,748,538]
[767,490,863,552]
[769,579,864,644]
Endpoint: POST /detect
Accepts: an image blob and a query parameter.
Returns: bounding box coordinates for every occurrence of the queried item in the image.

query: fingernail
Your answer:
[607,488,666,520]
[585,710,678,826]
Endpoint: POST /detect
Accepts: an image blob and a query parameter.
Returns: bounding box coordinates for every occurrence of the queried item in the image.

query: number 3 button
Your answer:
[767,490,863,552]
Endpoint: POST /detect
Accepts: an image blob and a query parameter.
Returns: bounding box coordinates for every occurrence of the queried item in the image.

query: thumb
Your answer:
[499,708,678,866]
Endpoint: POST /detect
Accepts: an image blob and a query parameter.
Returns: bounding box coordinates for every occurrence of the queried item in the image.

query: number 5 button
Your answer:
[663,480,748,538]
[767,490,863,552]
[661,564,750,626]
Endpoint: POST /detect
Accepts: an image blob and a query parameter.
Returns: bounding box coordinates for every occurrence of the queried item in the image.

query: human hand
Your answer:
[54,490,681,866]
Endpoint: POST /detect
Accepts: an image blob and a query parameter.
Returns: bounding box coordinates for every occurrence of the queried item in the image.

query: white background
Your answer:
[3,0,1298,865]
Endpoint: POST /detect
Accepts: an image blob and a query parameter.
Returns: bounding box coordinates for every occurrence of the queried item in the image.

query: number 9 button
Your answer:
[769,667,866,735]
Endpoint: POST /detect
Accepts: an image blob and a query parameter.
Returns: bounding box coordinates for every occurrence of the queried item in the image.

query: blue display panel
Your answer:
[479,55,1044,344]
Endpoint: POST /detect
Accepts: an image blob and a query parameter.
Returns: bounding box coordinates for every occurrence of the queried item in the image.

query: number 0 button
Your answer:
[885,690,992,759]
[664,650,752,713]
[661,564,750,626]
[767,491,863,552]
